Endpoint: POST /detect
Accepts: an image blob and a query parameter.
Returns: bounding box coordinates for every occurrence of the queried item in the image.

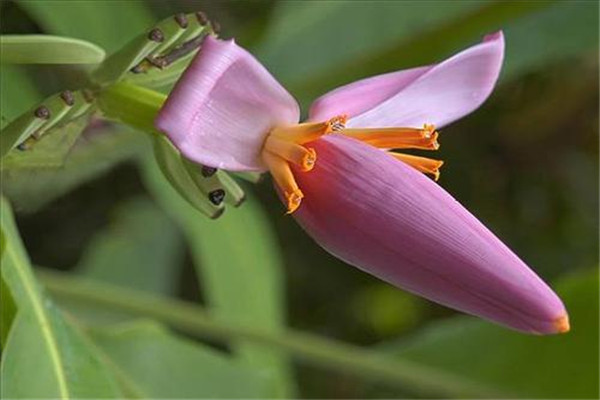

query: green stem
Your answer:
[97,82,166,134]
[38,268,504,398]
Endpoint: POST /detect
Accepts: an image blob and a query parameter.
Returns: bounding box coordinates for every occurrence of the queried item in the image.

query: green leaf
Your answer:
[39,269,505,398]
[19,0,154,54]
[1,125,146,212]
[77,197,183,295]
[379,270,599,399]
[89,320,271,398]
[0,35,105,64]
[0,274,17,350]
[0,197,122,398]
[0,225,16,350]
[141,159,296,397]
[0,65,40,128]
[501,0,599,80]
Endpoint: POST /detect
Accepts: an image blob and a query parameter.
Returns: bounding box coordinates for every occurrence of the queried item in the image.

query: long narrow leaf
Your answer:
[0,35,105,64]
[19,0,154,53]
[0,197,123,398]
[89,320,271,398]
[39,269,506,398]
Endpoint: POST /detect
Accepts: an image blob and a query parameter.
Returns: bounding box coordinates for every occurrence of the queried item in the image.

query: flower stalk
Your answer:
[97,82,166,134]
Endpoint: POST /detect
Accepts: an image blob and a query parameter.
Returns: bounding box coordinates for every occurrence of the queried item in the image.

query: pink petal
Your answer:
[292,134,567,334]
[348,32,504,129]
[308,66,432,122]
[309,32,504,129]
[155,36,300,171]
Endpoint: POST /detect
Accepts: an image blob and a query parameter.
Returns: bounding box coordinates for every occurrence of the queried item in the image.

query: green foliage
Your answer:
[18,0,154,53]
[77,197,183,295]
[0,65,40,126]
[38,269,503,398]
[378,270,599,399]
[0,274,17,349]
[89,320,271,398]
[502,1,599,79]
[0,197,123,398]
[141,156,296,397]
[1,126,146,212]
[0,34,106,64]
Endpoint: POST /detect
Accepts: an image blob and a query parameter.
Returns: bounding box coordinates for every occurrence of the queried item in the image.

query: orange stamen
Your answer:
[343,124,439,150]
[262,151,304,213]
[264,135,317,172]
[389,152,444,181]
[262,117,443,213]
[271,115,348,144]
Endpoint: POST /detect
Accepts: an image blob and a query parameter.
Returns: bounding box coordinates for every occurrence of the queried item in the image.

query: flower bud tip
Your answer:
[553,314,570,334]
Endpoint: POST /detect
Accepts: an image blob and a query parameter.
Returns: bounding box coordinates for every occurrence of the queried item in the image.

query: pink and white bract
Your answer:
[156,33,569,334]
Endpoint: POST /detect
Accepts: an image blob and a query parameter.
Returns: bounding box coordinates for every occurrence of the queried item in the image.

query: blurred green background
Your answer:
[1,0,598,398]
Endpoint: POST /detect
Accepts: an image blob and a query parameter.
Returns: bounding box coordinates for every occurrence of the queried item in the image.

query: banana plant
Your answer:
[0,12,254,219]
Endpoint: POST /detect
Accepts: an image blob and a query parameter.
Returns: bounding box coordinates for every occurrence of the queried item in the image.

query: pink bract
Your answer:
[156,37,299,171]
[293,135,567,334]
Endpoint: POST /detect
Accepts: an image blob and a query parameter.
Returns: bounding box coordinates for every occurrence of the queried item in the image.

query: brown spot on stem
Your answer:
[82,89,95,103]
[195,11,209,25]
[174,13,188,28]
[148,28,164,42]
[34,105,50,120]
[201,165,218,177]
[60,90,75,106]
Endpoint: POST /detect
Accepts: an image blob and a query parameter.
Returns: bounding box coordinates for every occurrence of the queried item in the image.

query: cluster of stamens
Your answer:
[261,115,443,214]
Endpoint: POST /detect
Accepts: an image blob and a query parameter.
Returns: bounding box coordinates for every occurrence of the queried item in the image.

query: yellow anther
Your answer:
[422,123,436,138]
[389,152,444,181]
[264,135,317,172]
[302,148,317,171]
[285,188,304,214]
[326,114,348,133]
[262,150,304,213]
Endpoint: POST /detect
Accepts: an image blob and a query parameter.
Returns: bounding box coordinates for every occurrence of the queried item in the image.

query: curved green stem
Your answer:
[97,82,165,134]
[38,268,505,398]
